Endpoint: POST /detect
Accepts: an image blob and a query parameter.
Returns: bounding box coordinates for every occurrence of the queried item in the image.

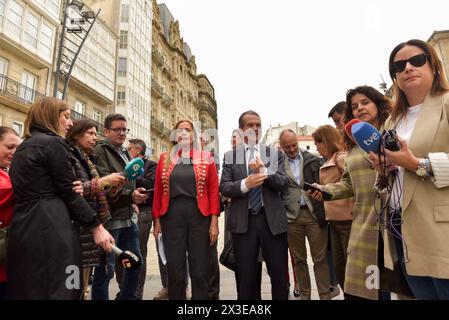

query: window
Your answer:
[119,30,128,49]
[24,10,39,48]
[0,0,6,25]
[74,100,86,115]
[6,0,24,39]
[48,0,59,17]
[0,57,7,91]
[12,122,23,138]
[0,56,7,75]
[93,109,102,123]
[39,22,53,60]
[21,71,37,102]
[120,4,129,23]
[117,85,126,104]
[118,58,127,77]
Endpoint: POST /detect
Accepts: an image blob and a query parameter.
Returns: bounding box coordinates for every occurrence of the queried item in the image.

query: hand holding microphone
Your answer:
[111,245,141,270]
[349,121,401,154]
[99,173,126,189]
[121,158,145,180]
[92,224,115,253]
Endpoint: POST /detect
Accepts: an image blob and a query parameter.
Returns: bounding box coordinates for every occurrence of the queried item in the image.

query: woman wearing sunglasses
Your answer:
[369,39,449,299]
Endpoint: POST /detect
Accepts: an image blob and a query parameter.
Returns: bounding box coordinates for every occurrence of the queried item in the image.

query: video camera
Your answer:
[381,129,401,152]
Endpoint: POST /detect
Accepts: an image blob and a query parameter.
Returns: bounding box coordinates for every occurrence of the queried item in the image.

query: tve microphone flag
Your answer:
[351,122,382,153]
[122,157,145,180]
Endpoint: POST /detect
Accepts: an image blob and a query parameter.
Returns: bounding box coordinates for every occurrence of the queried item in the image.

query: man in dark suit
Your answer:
[220,110,289,300]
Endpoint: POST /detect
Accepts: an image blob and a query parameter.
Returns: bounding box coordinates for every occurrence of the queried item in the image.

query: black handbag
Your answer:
[219,240,237,271]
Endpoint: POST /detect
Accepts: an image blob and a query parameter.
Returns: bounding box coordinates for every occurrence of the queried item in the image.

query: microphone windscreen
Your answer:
[124,158,145,180]
[344,119,360,143]
[351,122,382,153]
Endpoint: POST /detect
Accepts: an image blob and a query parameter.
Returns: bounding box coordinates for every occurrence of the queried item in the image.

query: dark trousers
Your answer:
[235,262,263,300]
[0,282,6,300]
[329,220,352,290]
[160,196,211,300]
[116,211,152,299]
[209,241,220,299]
[233,211,288,300]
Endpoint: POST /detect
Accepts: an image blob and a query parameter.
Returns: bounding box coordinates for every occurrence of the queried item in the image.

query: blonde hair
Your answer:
[312,125,345,156]
[164,119,201,169]
[23,97,69,139]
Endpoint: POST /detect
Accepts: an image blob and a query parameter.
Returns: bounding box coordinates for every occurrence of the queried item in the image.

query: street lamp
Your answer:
[53,0,100,99]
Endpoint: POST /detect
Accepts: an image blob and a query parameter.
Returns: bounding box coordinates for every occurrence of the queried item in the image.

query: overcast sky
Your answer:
[159,0,449,155]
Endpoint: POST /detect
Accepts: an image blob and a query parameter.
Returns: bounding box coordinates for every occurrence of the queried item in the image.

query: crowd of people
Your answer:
[0,38,449,300]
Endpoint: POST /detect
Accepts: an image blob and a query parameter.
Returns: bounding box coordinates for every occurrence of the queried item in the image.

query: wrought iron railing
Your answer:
[0,74,45,105]
[151,77,164,97]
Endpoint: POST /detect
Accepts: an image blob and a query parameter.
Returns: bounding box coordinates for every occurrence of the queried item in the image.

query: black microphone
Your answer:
[111,245,141,270]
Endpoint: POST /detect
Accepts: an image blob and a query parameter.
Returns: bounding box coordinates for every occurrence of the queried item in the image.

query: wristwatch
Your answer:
[415,158,427,177]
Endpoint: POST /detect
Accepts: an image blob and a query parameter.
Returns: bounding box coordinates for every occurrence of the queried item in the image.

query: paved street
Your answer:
[97,217,344,300]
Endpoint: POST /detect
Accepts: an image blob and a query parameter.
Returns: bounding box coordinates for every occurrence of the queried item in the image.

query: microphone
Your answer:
[344,119,361,143]
[351,122,382,153]
[111,245,141,270]
[121,158,145,180]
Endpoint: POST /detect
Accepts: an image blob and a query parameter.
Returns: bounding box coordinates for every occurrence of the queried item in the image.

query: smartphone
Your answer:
[303,182,332,201]
[141,188,154,194]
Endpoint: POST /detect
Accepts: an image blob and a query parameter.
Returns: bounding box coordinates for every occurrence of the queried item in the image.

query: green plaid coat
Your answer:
[324,145,381,300]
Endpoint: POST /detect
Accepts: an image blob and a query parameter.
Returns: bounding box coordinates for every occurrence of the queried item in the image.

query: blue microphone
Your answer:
[351,122,382,153]
[121,158,145,180]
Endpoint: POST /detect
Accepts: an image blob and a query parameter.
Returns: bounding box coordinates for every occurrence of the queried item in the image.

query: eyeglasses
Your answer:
[391,53,429,74]
[108,127,130,134]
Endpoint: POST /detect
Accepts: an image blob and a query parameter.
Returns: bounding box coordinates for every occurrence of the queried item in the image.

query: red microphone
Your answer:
[344,119,361,143]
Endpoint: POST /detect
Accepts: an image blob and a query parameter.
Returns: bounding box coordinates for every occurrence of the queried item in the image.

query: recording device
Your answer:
[351,122,401,153]
[382,130,401,151]
[121,158,145,180]
[344,118,361,143]
[141,188,154,194]
[111,245,141,270]
[303,182,333,201]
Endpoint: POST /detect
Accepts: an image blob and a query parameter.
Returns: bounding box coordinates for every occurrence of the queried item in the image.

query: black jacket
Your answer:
[93,139,134,221]
[220,144,289,235]
[7,126,100,299]
[69,145,102,267]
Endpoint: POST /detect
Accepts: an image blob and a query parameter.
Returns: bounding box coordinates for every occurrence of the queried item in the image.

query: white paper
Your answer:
[157,233,167,265]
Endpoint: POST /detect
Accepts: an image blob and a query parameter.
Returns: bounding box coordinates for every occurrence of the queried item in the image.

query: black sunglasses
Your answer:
[391,53,429,74]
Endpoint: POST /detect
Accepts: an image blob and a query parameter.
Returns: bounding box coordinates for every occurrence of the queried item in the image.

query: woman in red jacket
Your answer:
[153,119,220,300]
[0,126,20,300]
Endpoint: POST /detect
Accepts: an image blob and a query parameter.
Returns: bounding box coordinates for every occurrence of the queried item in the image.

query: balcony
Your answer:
[151,78,163,98]
[151,116,171,137]
[200,103,218,120]
[70,109,105,136]
[161,93,173,107]
[0,74,45,112]
[151,45,165,66]
[162,63,173,78]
